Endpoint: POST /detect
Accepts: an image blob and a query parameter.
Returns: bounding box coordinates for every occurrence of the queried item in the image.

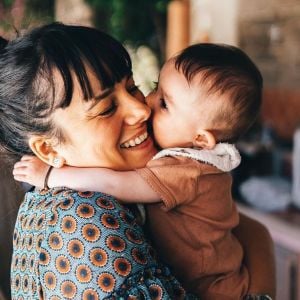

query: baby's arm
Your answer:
[13,155,160,203]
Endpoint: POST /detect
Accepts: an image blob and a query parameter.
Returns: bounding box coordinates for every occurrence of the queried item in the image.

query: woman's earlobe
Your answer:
[28,136,65,167]
[193,130,216,149]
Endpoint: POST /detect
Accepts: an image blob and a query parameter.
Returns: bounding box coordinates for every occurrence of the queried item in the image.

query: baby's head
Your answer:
[147,43,262,149]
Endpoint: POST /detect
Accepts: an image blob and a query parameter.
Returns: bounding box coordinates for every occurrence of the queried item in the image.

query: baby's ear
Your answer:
[193,130,216,149]
[28,136,65,168]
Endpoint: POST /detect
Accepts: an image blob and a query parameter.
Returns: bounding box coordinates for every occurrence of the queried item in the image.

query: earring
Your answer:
[53,157,64,168]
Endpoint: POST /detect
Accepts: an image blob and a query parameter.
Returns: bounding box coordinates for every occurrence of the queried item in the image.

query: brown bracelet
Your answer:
[44,166,53,190]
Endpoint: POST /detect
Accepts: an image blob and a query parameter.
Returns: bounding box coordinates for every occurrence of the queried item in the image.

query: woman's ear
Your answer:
[193,130,216,149]
[28,136,65,168]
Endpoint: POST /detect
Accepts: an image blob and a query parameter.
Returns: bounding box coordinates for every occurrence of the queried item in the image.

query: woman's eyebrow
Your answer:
[87,88,113,111]
[94,88,113,100]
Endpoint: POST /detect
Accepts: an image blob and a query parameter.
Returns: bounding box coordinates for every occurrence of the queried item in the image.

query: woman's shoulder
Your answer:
[18,188,129,229]
[25,187,122,211]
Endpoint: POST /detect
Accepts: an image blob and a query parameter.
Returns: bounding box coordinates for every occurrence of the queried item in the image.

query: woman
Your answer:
[0,23,275,299]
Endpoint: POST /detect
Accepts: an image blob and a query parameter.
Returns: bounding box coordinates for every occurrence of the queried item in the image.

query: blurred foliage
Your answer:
[85,0,170,62]
[25,0,54,23]
[0,0,54,31]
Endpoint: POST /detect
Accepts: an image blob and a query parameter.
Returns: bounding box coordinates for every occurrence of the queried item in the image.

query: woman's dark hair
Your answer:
[174,43,263,142]
[0,37,8,50]
[0,22,132,161]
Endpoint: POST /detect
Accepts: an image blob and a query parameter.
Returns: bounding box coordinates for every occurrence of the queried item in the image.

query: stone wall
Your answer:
[238,0,300,89]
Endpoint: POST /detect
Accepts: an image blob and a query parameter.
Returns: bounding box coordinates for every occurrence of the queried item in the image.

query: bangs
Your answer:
[35,23,132,108]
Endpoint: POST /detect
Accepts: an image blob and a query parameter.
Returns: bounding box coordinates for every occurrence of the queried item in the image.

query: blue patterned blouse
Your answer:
[11,187,194,299]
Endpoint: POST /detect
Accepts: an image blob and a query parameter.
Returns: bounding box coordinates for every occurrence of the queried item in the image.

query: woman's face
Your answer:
[52,69,157,170]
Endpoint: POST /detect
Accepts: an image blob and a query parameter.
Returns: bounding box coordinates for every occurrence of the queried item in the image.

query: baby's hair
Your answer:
[174,43,263,142]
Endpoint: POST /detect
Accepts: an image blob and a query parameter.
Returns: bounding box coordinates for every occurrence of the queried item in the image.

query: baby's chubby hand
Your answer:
[13,155,50,188]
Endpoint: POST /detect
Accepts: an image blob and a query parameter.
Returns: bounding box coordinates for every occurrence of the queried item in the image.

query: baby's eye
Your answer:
[160,98,168,110]
[98,102,117,117]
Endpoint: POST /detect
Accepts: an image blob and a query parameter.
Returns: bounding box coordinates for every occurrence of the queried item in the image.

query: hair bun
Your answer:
[0,37,8,50]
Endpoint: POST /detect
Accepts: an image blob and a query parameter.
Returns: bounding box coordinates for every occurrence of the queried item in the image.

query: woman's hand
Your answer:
[13,155,49,188]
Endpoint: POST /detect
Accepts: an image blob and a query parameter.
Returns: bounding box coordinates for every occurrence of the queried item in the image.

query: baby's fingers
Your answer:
[13,161,29,170]
[21,155,35,161]
[13,174,28,182]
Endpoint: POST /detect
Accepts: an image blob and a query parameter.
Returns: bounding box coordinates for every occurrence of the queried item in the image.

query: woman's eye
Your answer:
[160,98,168,110]
[98,103,117,116]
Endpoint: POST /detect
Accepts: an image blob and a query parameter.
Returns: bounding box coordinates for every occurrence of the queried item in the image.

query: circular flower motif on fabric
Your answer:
[11,255,18,270]
[149,284,164,300]
[125,229,143,244]
[55,255,71,274]
[82,289,99,300]
[27,214,36,229]
[81,223,101,242]
[49,210,58,226]
[127,296,138,300]
[20,254,27,271]
[97,273,116,293]
[27,233,34,250]
[35,213,46,230]
[173,285,186,299]
[13,229,18,246]
[105,235,126,252]
[29,254,35,273]
[76,264,92,283]
[113,257,132,277]
[61,215,77,234]
[21,216,28,230]
[60,280,77,299]
[67,239,85,258]
[100,213,120,229]
[76,203,95,218]
[49,296,61,300]
[59,197,75,210]
[48,232,63,250]
[131,248,147,265]
[36,234,44,252]
[78,191,95,198]
[89,248,108,267]
[120,211,135,225]
[96,197,115,210]
[14,274,21,291]
[39,249,51,266]
[31,279,37,294]
[44,271,57,290]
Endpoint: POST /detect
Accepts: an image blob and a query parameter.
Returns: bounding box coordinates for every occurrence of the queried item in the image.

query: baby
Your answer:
[14,43,263,299]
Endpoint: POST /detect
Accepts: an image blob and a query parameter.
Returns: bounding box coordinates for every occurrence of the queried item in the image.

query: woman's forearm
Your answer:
[233,213,276,299]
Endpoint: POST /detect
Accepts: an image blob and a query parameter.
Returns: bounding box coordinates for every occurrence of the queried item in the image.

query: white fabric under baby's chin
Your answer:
[152,143,241,172]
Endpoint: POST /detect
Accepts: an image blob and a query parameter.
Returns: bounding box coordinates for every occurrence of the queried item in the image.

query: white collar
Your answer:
[152,143,241,172]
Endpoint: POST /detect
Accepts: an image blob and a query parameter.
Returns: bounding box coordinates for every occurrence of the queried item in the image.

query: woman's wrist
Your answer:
[44,166,53,189]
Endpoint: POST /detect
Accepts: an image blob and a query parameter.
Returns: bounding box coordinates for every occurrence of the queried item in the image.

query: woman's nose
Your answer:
[123,94,151,125]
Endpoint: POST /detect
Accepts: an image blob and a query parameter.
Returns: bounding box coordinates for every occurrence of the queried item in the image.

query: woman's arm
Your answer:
[13,155,160,203]
[233,213,276,299]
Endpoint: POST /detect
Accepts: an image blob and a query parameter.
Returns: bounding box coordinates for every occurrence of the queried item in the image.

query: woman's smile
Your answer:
[120,131,149,148]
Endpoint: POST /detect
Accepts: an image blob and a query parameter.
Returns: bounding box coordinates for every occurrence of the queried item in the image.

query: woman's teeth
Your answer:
[121,132,148,148]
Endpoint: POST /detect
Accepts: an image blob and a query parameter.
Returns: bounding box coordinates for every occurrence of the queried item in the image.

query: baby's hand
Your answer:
[13,155,50,188]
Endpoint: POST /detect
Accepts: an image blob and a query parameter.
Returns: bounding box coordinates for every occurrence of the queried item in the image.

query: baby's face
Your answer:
[146,60,217,149]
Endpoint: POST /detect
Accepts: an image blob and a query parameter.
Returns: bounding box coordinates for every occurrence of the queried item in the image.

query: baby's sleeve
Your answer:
[136,156,201,210]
